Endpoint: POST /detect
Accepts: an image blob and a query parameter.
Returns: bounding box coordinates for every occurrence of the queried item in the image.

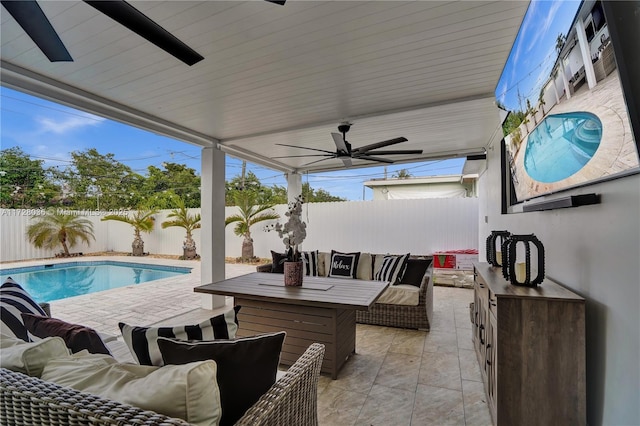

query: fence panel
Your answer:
[1,199,478,262]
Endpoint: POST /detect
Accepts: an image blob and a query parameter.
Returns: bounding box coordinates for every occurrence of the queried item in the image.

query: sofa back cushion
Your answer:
[41,351,221,426]
[0,335,70,377]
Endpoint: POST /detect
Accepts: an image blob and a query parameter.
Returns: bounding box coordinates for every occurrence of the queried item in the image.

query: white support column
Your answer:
[286,172,303,203]
[561,60,572,101]
[200,146,226,309]
[576,19,597,89]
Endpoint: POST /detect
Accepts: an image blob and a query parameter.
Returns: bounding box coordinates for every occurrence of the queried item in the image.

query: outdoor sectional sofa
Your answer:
[0,342,325,426]
[258,251,434,331]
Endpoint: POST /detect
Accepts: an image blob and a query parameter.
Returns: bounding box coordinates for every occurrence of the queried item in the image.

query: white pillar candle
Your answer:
[496,251,502,266]
[515,262,526,282]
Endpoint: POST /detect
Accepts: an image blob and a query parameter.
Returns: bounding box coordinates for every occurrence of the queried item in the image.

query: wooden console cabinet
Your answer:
[471,263,585,426]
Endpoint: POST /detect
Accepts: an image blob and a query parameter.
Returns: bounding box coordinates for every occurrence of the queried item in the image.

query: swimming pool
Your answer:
[524,111,602,183]
[1,261,191,303]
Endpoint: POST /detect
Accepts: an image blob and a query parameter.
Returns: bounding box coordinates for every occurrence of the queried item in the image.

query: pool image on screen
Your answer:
[495,0,639,204]
[524,112,602,183]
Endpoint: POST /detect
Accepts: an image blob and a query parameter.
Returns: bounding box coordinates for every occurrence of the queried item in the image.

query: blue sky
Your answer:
[495,0,581,112]
[1,87,464,201]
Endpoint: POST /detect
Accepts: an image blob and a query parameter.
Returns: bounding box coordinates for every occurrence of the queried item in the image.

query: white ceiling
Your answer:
[1,1,528,172]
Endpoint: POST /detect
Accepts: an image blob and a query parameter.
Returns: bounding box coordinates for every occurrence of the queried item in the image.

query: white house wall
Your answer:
[1,198,479,262]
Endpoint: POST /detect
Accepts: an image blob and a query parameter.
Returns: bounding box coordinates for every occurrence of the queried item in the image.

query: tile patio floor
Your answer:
[3,256,491,425]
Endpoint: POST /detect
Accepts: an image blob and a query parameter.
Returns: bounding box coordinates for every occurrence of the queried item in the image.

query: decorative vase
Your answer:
[486,230,511,267]
[501,234,545,287]
[283,261,304,286]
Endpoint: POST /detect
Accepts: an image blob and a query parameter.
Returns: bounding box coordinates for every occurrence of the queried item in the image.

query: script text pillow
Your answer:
[399,258,432,287]
[0,335,70,377]
[119,306,240,366]
[41,352,221,426]
[328,250,360,279]
[375,253,410,285]
[158,331,286,426]
[22,313,111,355]
[1,278,48,341]
[302,250,319,276]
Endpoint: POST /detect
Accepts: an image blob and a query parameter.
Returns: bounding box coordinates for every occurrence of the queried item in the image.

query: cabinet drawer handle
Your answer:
[486,344,492,365]
[479,324,485,344]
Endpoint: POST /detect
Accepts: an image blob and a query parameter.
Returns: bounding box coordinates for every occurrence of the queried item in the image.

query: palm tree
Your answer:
[555,33,566,57]
[225,190,279,261]
[161,198,201,259]
[27,210,95,257]
[102,207,157,256]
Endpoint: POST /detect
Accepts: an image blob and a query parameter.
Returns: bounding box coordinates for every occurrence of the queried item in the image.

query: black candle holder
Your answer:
[486,231,511,267]
[501,234,545,286]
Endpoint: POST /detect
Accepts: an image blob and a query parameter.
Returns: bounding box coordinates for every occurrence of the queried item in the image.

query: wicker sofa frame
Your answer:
[257,256,433,331]
[0,343,325,426]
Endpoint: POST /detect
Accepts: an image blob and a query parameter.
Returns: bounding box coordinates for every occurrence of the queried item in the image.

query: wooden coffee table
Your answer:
[195,272,389,379]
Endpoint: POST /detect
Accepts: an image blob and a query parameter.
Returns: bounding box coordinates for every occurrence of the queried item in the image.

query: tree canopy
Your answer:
[1,147,346,210]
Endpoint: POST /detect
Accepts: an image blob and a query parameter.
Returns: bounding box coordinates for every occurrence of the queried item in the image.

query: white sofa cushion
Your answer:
[0,335,70,377]
[375,284,420,306]
[41,351,221,426]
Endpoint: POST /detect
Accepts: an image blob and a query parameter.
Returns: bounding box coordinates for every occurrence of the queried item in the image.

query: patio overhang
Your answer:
[1,1,529,171]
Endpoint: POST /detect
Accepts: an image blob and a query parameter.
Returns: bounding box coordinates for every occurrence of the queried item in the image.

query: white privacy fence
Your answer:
[1,198,478,262]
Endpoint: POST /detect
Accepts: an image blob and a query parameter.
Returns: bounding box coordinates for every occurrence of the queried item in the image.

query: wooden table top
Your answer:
[194,272,389,310]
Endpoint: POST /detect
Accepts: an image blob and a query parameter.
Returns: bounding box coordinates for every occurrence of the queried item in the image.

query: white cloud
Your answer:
[36,112,105,135]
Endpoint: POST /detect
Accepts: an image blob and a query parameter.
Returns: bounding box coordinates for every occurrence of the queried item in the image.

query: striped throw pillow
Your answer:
[302,250,319,276]
[1,278,47,341]
[375,254,410,285]
[119,306,240,366]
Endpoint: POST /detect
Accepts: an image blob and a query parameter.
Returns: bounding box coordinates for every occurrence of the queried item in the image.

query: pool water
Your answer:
[1,261,191,303]
[524,111,602,183]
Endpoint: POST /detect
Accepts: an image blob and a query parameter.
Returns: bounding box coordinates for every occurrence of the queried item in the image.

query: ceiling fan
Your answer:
[1,0,284,65]
[274,123,423,168]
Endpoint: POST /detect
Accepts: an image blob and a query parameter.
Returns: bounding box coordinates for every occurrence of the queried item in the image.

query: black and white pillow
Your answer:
[328,250,360,279]
[302,250,319,276]
[375,253,410,284]
[1,278,48,341]
[119,306,240,366]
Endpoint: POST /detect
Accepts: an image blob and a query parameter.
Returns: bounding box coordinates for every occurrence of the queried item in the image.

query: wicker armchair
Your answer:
[0,343,325,426]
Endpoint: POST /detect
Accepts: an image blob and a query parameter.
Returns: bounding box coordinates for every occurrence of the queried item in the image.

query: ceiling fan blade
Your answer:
[1,0,73,62]
[331,133,350,155]
[353,137,408,153]
[264,0,286,4]
[364,149,423,155]
[356,155,395,164]
[276,143,335,155]
[83,0,204,66]
[341,157,353,167]
[300,157,333,167]
[272,154,333,159]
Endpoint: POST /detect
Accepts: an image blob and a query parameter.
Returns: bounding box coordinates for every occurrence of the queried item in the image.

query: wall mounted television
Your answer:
[495,0,639,213]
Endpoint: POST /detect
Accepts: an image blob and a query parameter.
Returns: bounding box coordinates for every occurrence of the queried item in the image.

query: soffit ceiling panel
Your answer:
[1,1,528,172]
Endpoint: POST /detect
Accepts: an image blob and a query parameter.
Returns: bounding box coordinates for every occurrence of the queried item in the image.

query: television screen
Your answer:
[495,0,639,206]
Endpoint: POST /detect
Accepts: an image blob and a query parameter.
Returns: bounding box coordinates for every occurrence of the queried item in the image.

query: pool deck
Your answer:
[1,255,491,425]
[1,256,255,337]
